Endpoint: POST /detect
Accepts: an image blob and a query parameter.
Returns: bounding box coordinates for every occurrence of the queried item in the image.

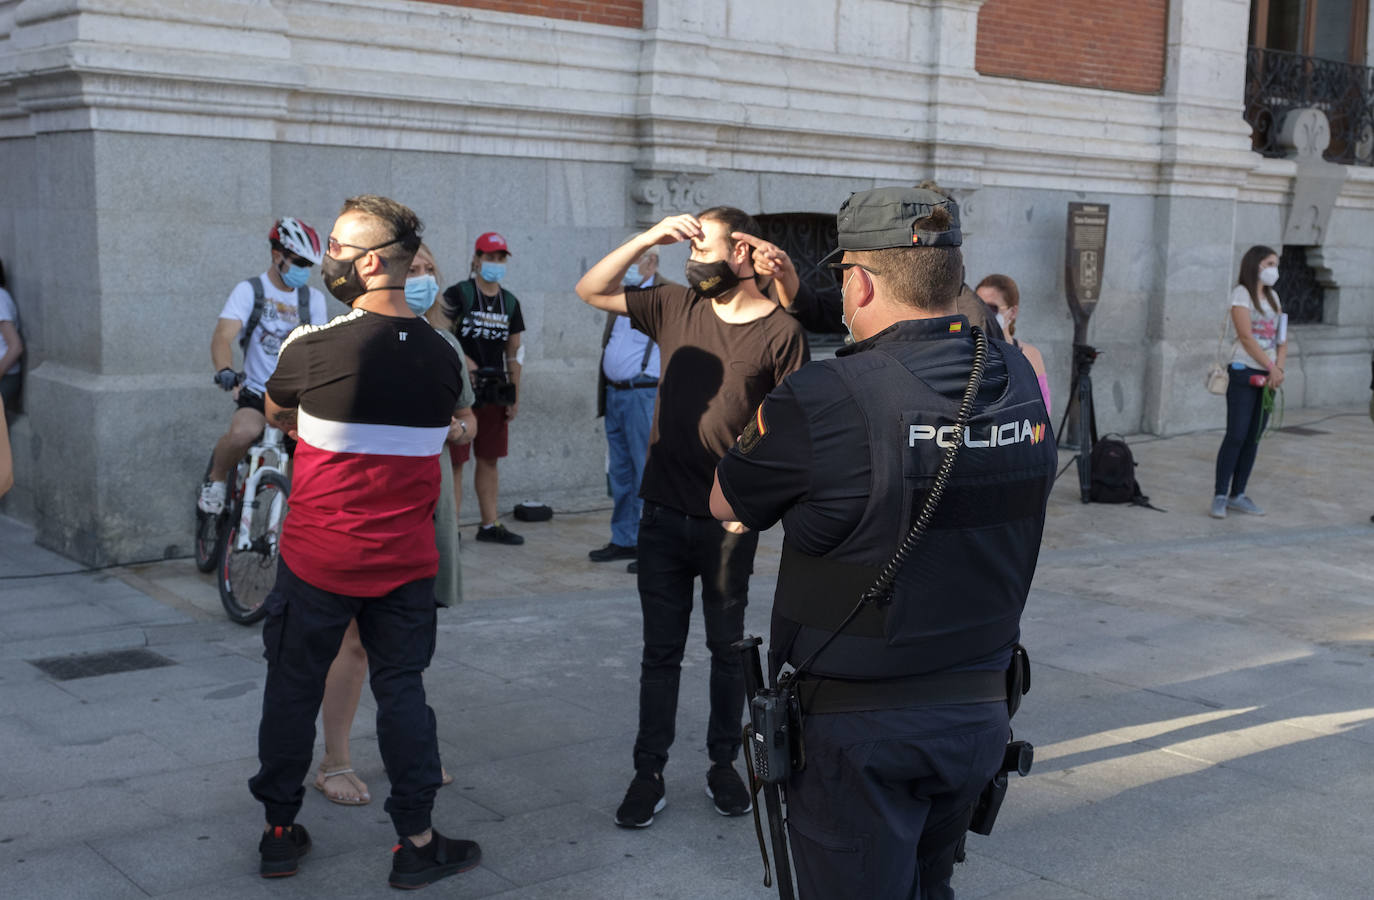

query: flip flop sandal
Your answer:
[441,768,454,787]
[314,767,371,806]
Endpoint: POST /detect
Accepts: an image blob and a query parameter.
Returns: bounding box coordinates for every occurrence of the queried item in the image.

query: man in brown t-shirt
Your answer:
[576,207,810,828]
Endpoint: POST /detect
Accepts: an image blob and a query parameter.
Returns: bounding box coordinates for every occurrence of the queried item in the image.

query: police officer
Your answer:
[710,186,1056,899]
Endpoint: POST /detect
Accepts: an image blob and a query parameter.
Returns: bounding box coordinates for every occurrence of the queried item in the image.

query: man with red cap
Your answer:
[438,232,526,544]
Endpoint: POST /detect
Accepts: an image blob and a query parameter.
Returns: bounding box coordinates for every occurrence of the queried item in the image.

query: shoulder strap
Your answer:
[638,332,655,374]
[240,277,267,351]
[296,286,311,325]
[1213,300,1234,364]
[450,279,477,336]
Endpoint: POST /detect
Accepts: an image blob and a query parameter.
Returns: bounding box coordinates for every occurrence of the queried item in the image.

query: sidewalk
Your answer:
[1,405,1372,899]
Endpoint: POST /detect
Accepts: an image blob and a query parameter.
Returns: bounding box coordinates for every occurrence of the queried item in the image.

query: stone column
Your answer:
[1143,0,1259,434]
[4,0,291,564]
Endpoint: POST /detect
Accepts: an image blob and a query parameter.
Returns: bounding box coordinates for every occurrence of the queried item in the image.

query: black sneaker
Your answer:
[389,830,482,890]
[259,824,311,878]
[705,764,751,817]
[626,561,638,574]
[589,542,637,562]
[475,523,524,545]
[614,772,665,828]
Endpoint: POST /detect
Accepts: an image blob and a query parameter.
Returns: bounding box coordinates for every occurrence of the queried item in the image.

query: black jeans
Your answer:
[632,501,759,774]
[1214,365,1270,497]
[248,559,442,837]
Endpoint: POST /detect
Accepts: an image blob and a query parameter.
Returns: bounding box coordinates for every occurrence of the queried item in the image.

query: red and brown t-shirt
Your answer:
[266,310,463,597]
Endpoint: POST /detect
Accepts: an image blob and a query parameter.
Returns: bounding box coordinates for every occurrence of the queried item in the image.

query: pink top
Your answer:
[1037,373,1051,415]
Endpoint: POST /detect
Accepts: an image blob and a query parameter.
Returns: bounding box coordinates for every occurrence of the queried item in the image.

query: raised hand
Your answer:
[645,214,704,247]
[733,231,800,305]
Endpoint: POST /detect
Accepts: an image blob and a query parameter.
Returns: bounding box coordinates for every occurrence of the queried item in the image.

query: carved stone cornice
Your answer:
[630,169,712,226]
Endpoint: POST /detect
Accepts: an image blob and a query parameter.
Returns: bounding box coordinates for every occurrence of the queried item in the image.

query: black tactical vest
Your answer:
[771,329,1056,680]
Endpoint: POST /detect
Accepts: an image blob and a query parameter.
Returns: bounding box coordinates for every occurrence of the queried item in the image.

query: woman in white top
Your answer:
[1210,245,1286,519]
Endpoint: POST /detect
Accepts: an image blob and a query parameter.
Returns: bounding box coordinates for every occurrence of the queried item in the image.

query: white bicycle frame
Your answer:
[231,425,290,553]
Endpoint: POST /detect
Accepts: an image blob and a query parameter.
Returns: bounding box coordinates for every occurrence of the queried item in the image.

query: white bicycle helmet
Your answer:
[269,217,323,265]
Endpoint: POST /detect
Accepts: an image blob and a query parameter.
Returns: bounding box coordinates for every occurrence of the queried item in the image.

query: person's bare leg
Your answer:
[474,456,500,526]
[210,406,265,482]
[315,619,370,804]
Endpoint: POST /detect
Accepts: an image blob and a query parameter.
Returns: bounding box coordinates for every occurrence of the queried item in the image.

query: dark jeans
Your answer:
[248,559,442,837]
[786,702,1009,900]
[0,372,19,418]
[1213,365,1270,497]
[632,501,759,774]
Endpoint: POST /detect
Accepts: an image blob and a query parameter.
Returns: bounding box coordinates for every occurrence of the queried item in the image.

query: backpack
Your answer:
[240,276,311,352]
[1089,433,1163,510]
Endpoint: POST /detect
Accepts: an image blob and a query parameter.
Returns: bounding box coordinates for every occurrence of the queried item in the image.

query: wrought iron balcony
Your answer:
[1244,46,1374,166]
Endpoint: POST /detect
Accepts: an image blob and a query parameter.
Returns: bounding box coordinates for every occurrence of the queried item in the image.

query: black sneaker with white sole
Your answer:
[705,764,752,817]
[259,824,311,878]
[614,772,666,827]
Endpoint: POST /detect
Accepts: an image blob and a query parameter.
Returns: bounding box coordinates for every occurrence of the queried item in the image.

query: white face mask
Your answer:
[995,312,1008,332]
[1258,267,1280,287]
[840,270,862,342]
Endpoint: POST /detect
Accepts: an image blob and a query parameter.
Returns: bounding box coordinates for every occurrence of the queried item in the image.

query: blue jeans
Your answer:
[1214,365,1270,497]
[605,384,656,547]
[249,559,441,837]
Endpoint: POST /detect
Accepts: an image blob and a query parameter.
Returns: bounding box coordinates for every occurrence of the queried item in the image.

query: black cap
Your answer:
[820,187,962,265]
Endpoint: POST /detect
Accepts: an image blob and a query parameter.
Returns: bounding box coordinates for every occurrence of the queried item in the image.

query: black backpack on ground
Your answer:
[1089,433,1163,510]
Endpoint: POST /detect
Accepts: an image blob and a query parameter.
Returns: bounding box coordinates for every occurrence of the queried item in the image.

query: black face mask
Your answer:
[320,232,417,306]
[321,253,367,305]
[685,259,740,300]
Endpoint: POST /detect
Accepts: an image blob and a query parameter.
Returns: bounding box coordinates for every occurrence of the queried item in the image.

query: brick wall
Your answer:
[976,0,1167,94]
[416,0,641,28]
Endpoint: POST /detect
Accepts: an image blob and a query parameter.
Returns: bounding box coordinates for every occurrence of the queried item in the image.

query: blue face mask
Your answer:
[623,264,642,287]
[479,262,506,283]
[405,274,439,315]
[281,264,311,289]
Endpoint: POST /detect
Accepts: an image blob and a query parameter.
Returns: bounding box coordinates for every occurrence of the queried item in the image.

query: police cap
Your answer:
[819,186,962,265]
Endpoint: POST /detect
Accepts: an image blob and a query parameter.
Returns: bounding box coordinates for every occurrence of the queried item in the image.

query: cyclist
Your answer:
[199,218,328,515]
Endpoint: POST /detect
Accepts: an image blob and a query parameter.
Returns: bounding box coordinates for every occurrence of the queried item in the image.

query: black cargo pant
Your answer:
[248,559,442,837]
[786,701,1010,900]
[631,501,759,774]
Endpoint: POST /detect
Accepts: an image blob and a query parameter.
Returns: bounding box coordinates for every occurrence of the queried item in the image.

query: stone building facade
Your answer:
[1,0,1371,564]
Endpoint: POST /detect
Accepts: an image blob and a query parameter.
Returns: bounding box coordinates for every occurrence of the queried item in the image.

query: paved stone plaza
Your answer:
[1,407,1372,899]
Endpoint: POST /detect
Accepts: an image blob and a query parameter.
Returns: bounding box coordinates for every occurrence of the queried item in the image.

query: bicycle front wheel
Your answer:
[218,470,289,625]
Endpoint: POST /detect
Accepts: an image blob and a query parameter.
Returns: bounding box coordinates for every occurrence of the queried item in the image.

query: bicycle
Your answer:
[216,423,291,624]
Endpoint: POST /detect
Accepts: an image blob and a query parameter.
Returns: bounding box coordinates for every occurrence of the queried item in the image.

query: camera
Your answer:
[473,367,517,407]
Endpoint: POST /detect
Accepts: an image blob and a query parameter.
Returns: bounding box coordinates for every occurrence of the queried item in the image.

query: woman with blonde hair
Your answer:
[311,241,475,804]
[976,274,1050,413]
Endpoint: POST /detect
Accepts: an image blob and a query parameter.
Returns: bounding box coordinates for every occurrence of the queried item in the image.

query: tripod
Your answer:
[1056,343,1099,503]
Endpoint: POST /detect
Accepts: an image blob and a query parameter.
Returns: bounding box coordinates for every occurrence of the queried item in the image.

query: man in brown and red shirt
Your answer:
[576,207,810,828]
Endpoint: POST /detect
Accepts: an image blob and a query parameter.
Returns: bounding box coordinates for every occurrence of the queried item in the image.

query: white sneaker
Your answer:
[198,481,226,515]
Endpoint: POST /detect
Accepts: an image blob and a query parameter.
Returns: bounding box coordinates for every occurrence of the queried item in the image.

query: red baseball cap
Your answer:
[474,232,510,255]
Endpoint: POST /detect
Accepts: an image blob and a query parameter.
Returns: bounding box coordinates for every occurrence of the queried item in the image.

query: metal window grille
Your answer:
[1275,245,1325,324]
